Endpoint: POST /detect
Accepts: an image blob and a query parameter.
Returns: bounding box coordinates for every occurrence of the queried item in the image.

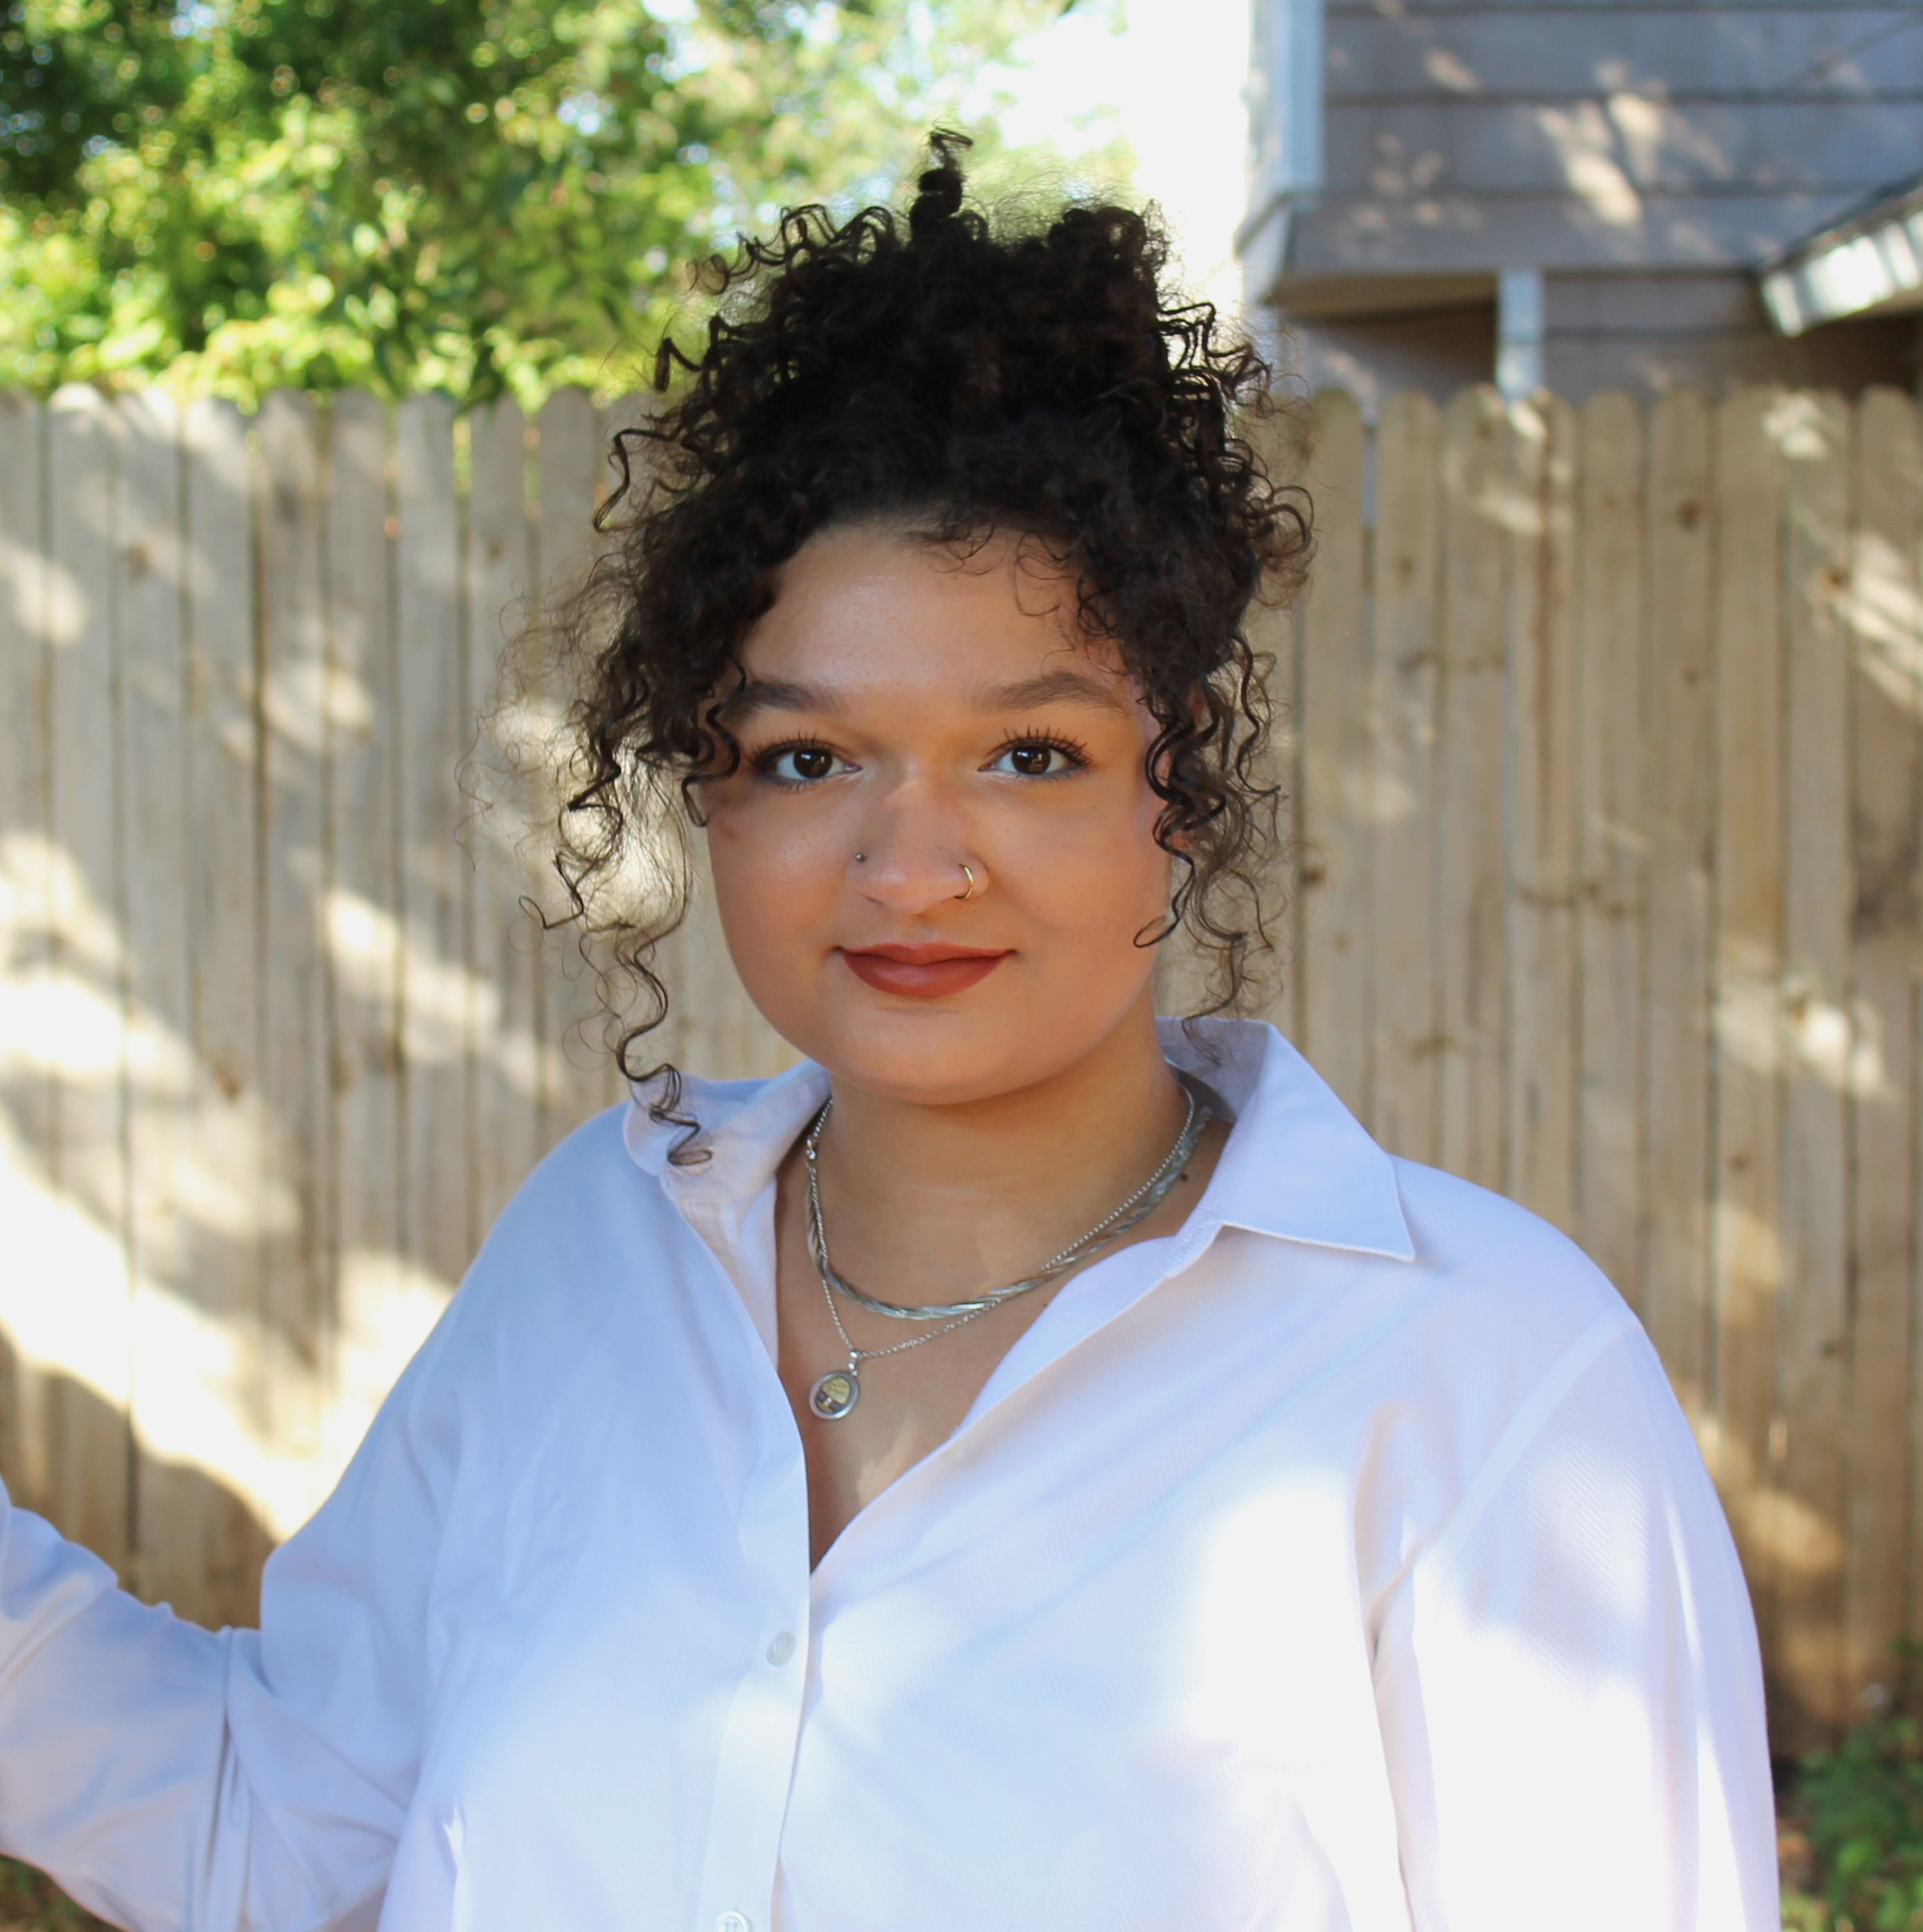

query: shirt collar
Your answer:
[622,1017,1414,1265]
[1157,1018,1414,1261]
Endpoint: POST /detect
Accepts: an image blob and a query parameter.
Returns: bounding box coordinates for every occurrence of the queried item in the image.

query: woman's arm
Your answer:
[1373,1322,1778,1931]
[0,1311,461,1932]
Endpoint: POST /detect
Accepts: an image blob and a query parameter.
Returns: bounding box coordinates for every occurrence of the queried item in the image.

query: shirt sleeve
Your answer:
[0,1309,462,1932]
[1372,1317,1779,1932]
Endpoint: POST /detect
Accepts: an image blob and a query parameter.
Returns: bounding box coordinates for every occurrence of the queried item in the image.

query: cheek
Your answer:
[997,785,1170,935]
[703,799,837,950]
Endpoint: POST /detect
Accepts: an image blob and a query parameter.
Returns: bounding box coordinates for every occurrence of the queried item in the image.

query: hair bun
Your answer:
[908,129,970,239]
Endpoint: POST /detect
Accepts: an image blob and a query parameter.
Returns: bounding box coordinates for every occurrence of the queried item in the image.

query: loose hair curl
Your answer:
[534,133,1311,1134]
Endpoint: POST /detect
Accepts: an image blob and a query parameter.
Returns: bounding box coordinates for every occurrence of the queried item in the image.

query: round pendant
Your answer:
[809,1368,860,1420]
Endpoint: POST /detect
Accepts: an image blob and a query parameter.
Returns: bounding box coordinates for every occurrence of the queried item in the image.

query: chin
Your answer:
[801,1021,1026,1105]
[831,1056,1036,1108]
[791,992,1131,1108]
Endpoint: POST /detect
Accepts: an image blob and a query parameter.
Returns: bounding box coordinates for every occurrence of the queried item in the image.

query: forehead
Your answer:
[741,523,1126,697]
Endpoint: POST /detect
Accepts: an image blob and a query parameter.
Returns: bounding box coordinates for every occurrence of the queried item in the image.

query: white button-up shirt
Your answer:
[0,1019,1776,1931]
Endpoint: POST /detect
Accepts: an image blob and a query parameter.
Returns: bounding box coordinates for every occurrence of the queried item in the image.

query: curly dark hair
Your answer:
[534,132,1310,1118]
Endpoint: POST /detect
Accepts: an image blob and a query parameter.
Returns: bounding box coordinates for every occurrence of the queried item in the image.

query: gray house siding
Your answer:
[1248,0,1923,399]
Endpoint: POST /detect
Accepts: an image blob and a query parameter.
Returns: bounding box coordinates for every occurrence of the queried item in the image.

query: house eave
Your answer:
[1760,177,1923,336]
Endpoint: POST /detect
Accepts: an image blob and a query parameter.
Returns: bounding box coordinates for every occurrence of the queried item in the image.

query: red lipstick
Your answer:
[839,942,1011,999]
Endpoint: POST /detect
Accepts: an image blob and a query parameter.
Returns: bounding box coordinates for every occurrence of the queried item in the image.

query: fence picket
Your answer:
[1242,404,1303,1042]
[1504,397,1579,1234]
[1438,387,1508,1191]
[325,392,408,1485]
[1575,392,1647,1310]
[1296,392,1370,1116]
[0,392,51,1515]
[1775,393,1855,1740]
[1371,392,1443,1162]
[395,396,472,1288]
[44,384,132,1571]
[114,392,199,1613]
[1843,388,1922,1713]
[1641,392,1716,1432]
[1711,386,1788,1706]
[532,390,612,1139]
[255,392,332,1481]
[1,381,1919,1744]
[465,399,544,1238]
[176,396,271,1620]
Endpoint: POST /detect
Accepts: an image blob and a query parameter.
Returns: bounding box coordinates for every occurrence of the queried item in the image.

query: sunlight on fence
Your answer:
[0,385,793,1627]
[1,380,1919,1753]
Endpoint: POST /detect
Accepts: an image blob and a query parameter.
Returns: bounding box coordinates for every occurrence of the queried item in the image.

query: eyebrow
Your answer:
[719,678,826,726]
[978,670,1134,717]
[723,667,1132,727]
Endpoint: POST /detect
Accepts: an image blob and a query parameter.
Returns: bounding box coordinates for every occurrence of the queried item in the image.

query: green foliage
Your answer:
[0,0,1066,404]
[0,1857,109,1930]
[1785,1706,1923,1931]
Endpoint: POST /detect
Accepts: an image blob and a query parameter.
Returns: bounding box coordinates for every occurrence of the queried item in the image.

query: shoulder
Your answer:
[1312,1161,1718,1620]
[410,1100,685,1397]
[1327,1158,1651,1510]
[1385,1153,1633,1362]
[1184,1020,1641,1438]
[478,1101,665,1279]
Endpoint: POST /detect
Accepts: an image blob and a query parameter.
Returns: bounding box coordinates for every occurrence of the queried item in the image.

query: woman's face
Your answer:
[701,522,1172,1107]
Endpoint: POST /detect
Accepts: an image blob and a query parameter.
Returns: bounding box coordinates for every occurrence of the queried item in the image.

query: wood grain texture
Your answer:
[1504,395,1579,1236]
[174,395,271,1624]
[114,392,197,1612]
[531,389,613,1138]
[1436,386,1508,1191]
[45,384,132,1572]
[593,392,671,1099]
[464,399,543,1236]
[1295,392,1371,1114]
[395,395,471,1289]
[1574,391,1647,1309]
[325,390,408,1474]
[3,381,1920,1745]
[0,392,52,1515]
[254,391,332,1475]
[1641,391,1717,1430]
[1369,391,1444,1162]
[1710,385,1787,1708]
[1241,401,1306,1044]
[1842,388,1920,1713]
[1773,392,1854,1740]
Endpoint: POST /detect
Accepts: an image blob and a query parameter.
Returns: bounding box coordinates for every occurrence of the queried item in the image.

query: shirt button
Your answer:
[766,1630,795,1666]
[716,1915,752,1932]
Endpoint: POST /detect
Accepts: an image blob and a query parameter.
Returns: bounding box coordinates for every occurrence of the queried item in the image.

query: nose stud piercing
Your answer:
[850,851,976,896]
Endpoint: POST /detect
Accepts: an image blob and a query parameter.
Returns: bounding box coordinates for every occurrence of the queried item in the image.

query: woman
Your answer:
[0,141,1773,1930]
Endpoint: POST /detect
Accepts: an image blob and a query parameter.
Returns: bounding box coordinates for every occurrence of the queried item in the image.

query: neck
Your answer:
[809,996,1193,1308]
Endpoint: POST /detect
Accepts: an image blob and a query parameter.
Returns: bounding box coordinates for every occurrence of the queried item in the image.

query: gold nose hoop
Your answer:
[955,863,977,903]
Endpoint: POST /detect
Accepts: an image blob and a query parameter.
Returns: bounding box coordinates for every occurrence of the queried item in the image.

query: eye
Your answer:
[757,741,852,786]
[986,737,1085,777]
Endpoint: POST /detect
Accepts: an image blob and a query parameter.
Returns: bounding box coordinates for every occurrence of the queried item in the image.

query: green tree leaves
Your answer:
[0,0,1055,402]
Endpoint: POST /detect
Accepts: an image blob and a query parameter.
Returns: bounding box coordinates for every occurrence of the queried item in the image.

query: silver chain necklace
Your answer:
[802,1076,1211,1421]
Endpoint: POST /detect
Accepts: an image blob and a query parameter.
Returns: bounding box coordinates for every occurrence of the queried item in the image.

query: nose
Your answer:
[848,774,973,915]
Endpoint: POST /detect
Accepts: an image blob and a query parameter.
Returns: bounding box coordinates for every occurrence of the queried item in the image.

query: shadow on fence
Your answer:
[1,379,1917,1754]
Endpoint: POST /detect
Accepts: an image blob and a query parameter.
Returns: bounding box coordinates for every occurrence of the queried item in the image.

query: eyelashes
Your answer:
[751,739,851,786]
[748,728,1094,786]
[984,728,1092,773]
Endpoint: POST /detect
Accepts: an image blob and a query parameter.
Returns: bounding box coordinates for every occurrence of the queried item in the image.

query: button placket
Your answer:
[691,1425,810,1932]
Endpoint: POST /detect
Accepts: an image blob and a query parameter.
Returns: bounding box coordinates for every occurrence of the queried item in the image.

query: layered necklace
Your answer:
[802,1075,1213,1421]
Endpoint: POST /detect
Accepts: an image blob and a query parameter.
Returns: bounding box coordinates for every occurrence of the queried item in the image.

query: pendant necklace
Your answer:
[802,1075,1212,1421]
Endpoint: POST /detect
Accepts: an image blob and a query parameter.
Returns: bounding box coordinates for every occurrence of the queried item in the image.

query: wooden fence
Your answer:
[0,381,1917,1751]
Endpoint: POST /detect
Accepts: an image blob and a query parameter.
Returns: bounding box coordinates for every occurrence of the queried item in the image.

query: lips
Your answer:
[839,942,1011,999]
